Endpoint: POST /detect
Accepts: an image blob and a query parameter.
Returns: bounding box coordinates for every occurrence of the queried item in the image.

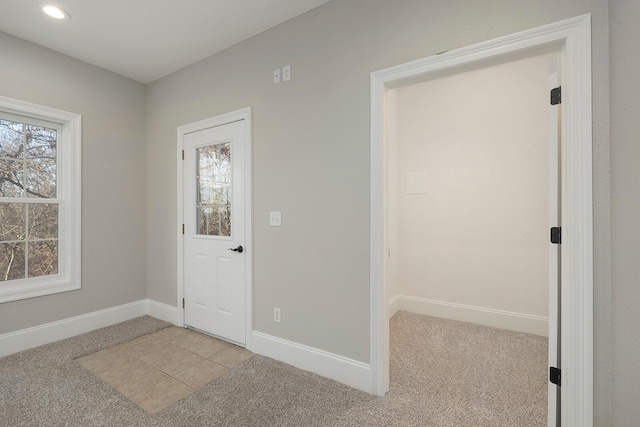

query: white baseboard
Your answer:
[146,299,181,325]
[388,295,401,317]
[0,298,186,358]
[2,300,376,396]
[251,331,371,393]
[0,300,148,358]
[391,295,549,337]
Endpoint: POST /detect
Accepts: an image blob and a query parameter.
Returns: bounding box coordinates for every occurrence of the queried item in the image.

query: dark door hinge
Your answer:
[182,224,185,234]
[182,298,185,309]
[182,150,184,160]
[550,227,561,244]
[551,86,562,105]
[550,367,561,386]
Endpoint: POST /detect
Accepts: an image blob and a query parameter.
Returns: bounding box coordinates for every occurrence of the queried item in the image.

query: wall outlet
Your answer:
[273,68,281,84]
[270,211,282,226]
[274,307,281,323]
[282,65,291,81]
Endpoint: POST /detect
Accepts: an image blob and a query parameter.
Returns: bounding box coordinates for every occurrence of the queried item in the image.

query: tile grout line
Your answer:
[110,331,198,402]
[81,326,247,413]
[119,328,232,388]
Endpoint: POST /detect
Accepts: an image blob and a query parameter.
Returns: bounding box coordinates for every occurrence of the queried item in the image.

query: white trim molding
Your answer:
[0,300,147,357]
[0,298,374,396]
[251,331,371,393]
[0,96,82,303]
[388,295,402,318]
[146,299,181,325]
[371,14,593,426]
[390,295,549,337]
[176,107,253,350]
[0,299,184,358]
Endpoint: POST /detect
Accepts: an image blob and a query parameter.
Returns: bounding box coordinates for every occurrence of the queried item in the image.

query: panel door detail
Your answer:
[183,120,245,344]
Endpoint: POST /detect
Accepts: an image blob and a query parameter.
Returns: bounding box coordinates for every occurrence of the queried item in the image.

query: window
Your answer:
[0,96,81,303]
[196,142,232,237]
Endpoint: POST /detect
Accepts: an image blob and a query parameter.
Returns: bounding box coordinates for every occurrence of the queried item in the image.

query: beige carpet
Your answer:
[0,311,547,426]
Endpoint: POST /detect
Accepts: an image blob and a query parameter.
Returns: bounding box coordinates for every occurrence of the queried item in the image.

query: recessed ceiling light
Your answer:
[41,4,70,20]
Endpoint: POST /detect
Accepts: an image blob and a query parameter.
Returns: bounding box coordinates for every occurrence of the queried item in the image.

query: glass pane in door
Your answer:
[196,142,231,236]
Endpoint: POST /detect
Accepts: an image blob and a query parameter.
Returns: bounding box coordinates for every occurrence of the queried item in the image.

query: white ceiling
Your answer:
[0,0,331,83]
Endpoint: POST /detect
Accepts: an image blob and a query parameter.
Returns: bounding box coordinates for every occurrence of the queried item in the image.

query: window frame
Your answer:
[0,96,81,303]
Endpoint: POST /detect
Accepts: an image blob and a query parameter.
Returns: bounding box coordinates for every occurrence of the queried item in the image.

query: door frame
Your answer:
[370,15,592,427]
[177,107,253,349]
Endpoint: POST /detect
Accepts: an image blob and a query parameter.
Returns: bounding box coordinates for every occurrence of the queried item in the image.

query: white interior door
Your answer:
[548,56,561,427]
[183,120,246,344]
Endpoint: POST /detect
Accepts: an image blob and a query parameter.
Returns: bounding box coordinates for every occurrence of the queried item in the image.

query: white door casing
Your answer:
[177,108,253,348]
[370,15,592,427]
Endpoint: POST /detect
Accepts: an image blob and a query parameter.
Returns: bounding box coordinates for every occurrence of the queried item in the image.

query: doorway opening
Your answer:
[370,15,593,427]
[386,50,559,426]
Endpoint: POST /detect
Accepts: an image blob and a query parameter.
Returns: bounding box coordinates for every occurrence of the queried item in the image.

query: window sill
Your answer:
[0,276,80,303]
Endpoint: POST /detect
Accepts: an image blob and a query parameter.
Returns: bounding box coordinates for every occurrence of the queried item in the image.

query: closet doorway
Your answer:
[385,51,559,426]
[370,15,593,427]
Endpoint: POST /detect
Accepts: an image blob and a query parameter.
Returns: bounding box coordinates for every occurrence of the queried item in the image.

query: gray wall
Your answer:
[4,0,634,423]
[146,1,612,423]
[0,32,148,334]
[610,0,640,425]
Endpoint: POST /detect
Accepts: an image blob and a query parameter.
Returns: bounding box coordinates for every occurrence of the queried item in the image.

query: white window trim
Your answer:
[0,96,81,303]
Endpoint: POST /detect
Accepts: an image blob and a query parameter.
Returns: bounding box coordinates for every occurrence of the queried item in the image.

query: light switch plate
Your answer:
[282,65,291,81]
[270,211,282,226]
[273,69,281,84]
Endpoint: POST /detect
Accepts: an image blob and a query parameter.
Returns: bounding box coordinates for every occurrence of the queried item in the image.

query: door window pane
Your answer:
[196,143,231,236]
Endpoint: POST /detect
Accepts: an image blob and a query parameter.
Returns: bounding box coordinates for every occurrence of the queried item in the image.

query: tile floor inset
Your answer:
[209,345,253,368]
[138,342,204,375]
[110,360,170,397]
[185,336,231,358]
[173,359,228,388]
[129,377,193,413]
[76,326,252,413]
[170,330,209,350]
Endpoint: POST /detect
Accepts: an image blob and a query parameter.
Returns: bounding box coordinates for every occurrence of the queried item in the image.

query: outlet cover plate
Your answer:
[270,211,282,226]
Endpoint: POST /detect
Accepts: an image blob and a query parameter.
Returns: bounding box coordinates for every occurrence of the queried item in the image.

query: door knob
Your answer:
[228,245,243,253]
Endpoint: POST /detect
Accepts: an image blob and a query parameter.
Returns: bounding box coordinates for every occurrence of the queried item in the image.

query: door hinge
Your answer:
[550,367,561,386]
[550,227,561,244]
[182,298,185,309]
[182,224,185,234]
[551,86,562,105]
[182,150,184,160]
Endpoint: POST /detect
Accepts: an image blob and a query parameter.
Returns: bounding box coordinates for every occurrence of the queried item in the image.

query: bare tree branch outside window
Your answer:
[0,118,58,281]
[196,142,231,237]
